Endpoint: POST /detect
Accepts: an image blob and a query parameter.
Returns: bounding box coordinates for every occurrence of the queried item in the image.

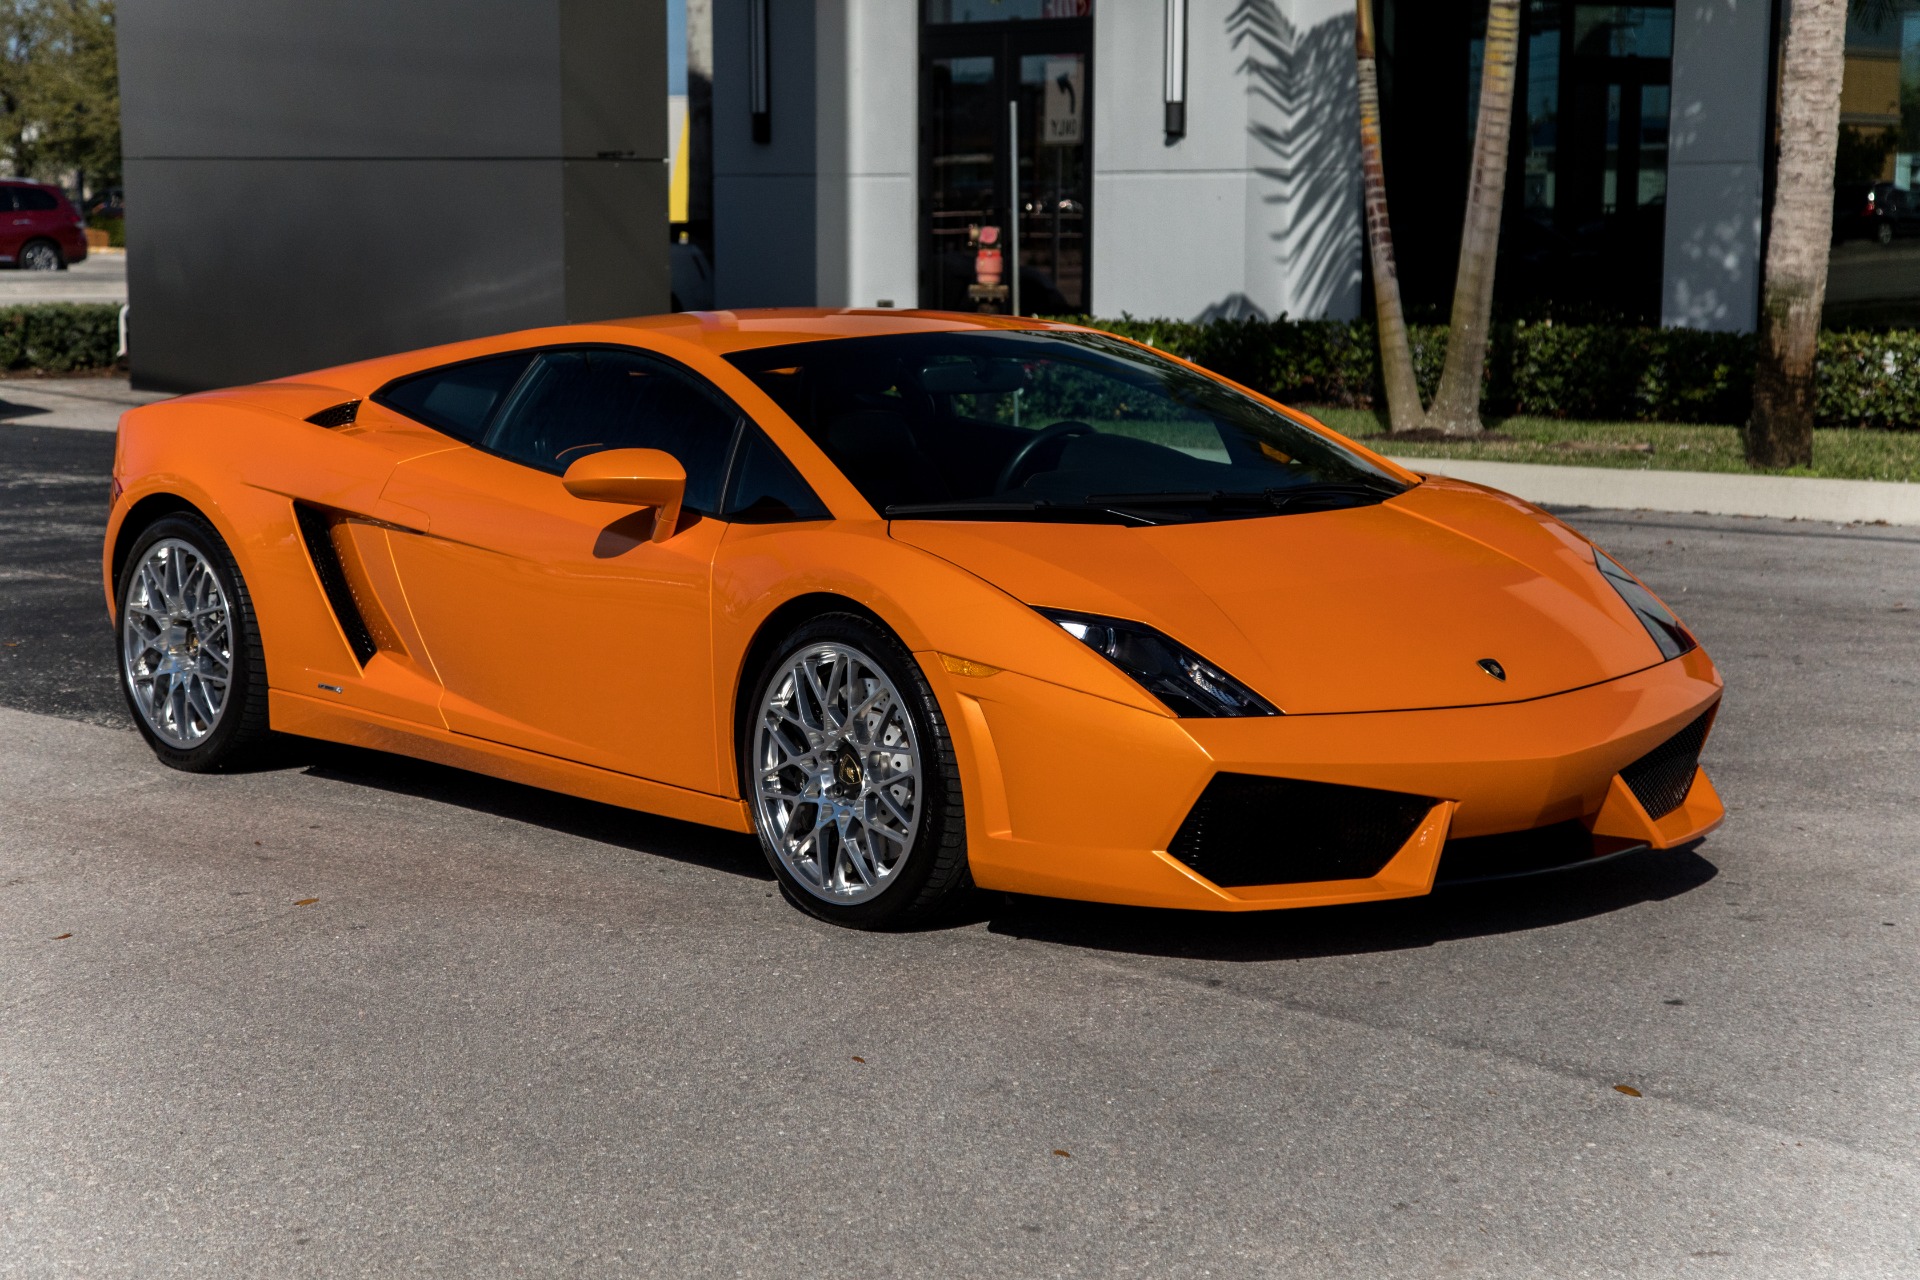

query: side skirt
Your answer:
[270,690,755,834]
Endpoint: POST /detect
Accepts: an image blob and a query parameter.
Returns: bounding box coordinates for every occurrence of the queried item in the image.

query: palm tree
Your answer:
[1357,0,1422,433]
[1747,0,1859,468]
[1423,0,1523,435]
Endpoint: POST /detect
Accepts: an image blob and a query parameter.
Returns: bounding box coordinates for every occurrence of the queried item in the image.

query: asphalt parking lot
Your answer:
[2,422,1917,1278]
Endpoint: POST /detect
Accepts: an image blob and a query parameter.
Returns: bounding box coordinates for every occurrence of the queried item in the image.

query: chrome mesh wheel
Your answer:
[752,642,923,905]
[121,537,234,748]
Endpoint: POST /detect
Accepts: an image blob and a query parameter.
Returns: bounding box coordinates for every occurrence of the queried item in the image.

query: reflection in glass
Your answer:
[927,0,1091,22]
[927,56,1002,313]
[1638,84,1669,208]
[1571,5,1673,59]
[1523,4,1562,217]
[1018,53,1087,313]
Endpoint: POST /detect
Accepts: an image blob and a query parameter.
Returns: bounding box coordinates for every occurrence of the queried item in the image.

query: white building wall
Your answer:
[1091,0,1361,322]
[816,0,918,309]
[1662,0,1772,332]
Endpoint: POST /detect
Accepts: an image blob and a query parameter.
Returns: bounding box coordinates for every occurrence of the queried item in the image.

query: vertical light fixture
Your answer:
[1163,0,1188,139]
[748,0,771,144]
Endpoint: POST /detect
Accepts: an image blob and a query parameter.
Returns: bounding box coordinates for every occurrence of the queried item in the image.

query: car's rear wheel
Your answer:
[19,239,62,271]
[745,613,971,928]
[1878,220,1896,246]
[117,513,273,771]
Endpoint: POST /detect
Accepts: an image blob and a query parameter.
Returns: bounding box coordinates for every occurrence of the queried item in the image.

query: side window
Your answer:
[0,188,17,212]
[723,427,829,523]
[375,353,534,443]
[14,187,57,212]
[482,347,738,515]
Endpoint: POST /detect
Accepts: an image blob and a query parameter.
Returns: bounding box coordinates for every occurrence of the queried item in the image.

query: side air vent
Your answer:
[305,399,361,428]
[1621,708,1714,820]
[293,503,378,665]
[1168,774,1436,888]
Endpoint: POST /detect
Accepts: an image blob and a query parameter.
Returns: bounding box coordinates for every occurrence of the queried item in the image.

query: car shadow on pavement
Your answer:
[288,739,772,882]
[982,848,1720,961]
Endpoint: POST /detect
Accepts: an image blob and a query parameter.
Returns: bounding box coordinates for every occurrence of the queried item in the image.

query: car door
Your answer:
[379,346,740,792]
[11,185,64,256]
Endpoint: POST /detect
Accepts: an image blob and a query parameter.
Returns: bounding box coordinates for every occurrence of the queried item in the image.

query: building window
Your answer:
[1827,3,1920,330]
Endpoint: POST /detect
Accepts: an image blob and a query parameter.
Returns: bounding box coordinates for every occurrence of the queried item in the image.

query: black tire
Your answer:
[19,239,63,271]
[1878,221,1896,246]
[742,612,973,929]
[116,512,274,772]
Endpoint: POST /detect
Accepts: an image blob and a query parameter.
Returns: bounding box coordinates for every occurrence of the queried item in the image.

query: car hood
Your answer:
[889,477,1669,714]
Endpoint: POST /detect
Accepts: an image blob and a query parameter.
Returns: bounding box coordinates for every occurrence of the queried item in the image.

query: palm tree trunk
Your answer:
[1357,0,1423,433]
[1749,0,1848,469]
[1424,0,1522,436]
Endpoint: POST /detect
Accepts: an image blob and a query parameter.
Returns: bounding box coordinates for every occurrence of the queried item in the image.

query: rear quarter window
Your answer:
[374,353,535,443]
[14,187,59,211]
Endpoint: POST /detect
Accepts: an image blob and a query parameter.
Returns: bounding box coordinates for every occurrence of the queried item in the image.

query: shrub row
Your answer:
[1065,315,1920,430]
[0,303,121,372]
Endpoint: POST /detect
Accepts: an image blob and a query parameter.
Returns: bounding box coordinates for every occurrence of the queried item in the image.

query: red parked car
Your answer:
[0,180,88,270]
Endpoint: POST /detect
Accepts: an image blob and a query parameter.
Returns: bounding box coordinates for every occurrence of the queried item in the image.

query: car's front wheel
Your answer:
[744,613,971,928]
[117,513,273,771]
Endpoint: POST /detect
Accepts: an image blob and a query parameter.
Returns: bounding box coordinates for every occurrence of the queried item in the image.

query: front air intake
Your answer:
[1620,708,1714,820]
[1168,774,1436,888]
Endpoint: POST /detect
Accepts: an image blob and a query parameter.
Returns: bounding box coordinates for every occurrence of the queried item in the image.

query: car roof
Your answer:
[270,310,1092,395]
[594,308,1081,356]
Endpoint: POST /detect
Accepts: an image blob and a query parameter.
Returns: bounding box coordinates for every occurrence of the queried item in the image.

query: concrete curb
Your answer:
[1385,455,1920,527]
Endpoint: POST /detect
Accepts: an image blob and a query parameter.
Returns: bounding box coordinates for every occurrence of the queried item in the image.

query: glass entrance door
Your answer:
[1505,1,1673,319]
[922,9,1093,314]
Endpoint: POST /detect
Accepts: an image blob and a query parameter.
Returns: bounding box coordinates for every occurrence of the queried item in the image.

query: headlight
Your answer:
[1594,548,1696,661]
[1036,608,1280,718]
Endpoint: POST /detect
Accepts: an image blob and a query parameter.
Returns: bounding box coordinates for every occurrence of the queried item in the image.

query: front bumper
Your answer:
[927,646,1724,911]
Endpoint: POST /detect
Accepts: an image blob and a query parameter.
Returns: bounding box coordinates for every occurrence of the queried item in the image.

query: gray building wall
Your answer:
[119,0,668,391]
[1661,0,1773,332]
[711,0,916,311]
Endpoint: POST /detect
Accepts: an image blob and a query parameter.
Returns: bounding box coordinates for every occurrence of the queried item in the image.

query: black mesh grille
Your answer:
[1621,709,1714,820]
[305,399,361,428]
[293,503,377,665]
[1168,774,1436,888]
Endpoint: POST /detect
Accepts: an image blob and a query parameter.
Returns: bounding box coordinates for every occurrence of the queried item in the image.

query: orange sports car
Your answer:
[103,310,1724,928]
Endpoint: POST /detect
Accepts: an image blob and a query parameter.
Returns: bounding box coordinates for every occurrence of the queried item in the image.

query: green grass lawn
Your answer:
[1298,406,1920,483]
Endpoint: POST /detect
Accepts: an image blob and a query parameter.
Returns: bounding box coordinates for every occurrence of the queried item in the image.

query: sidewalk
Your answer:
[0,376,166,433]
[1389,454,1920,527]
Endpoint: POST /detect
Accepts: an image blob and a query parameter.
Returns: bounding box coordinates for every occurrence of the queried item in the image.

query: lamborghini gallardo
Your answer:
[104,311,1724,927]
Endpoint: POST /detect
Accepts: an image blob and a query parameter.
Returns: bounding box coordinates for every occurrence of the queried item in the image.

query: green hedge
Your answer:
[1061,315,1920,430]
[0,303,122,372]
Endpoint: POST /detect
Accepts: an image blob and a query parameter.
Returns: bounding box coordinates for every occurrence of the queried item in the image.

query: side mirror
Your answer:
[563,448,686,542]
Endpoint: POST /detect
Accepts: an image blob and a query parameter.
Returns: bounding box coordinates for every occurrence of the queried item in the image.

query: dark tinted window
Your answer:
[13,187,57,211]
[483,347,738,514]
[376,353,534,443]
[723,427,829,523]
[725,331,1407,524]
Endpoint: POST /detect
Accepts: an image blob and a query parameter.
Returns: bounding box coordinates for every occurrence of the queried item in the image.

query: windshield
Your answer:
[724,330,1409,524]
